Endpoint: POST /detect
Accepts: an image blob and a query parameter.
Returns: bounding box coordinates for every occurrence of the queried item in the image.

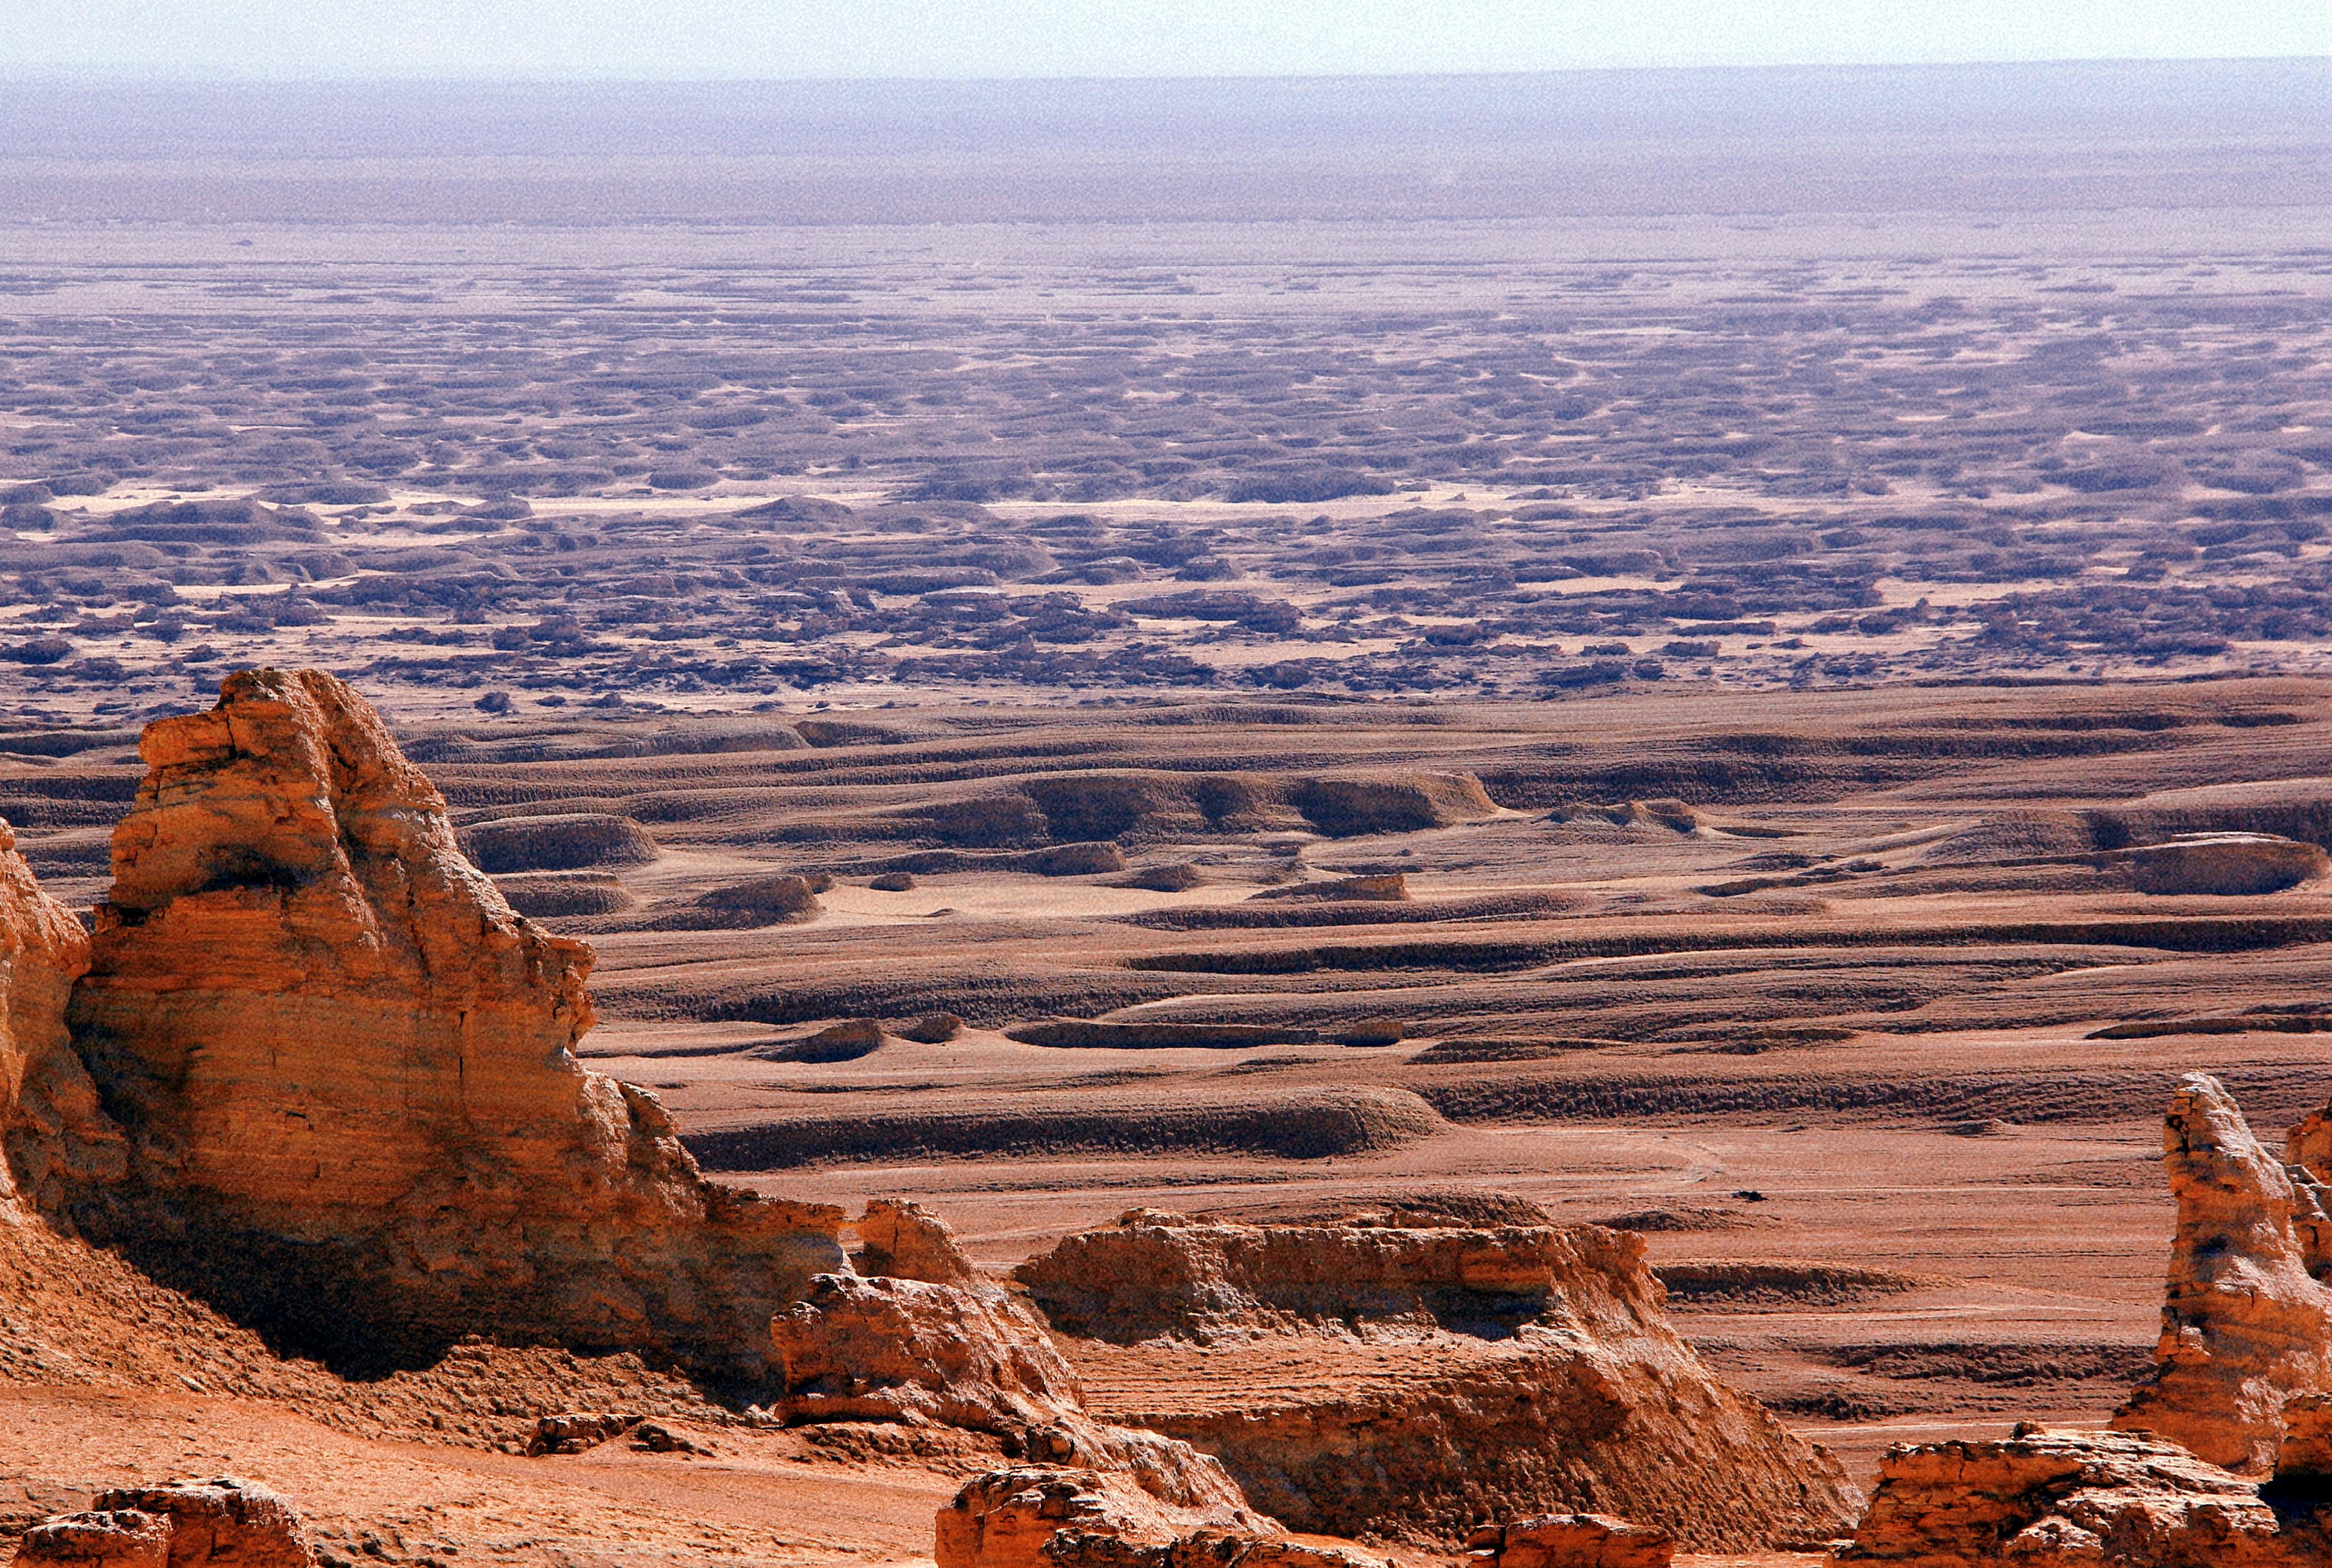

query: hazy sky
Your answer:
[10,0,2332,80]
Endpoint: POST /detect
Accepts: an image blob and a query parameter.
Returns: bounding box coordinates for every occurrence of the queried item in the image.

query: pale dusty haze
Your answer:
[7,0,2332,79]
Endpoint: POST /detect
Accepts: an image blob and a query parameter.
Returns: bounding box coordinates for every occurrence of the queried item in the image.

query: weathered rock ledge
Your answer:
[1019,1209,1860,1549]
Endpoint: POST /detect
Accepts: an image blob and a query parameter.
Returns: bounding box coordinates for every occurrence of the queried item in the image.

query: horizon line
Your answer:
[3,52,2330,88]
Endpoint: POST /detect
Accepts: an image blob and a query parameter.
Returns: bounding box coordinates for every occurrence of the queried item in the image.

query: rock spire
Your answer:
[58,668,843,1382]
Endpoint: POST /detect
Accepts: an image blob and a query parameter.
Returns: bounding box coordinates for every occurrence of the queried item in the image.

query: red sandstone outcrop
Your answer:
[2112,1072,2332,1471]
[856,1197,983,1285]
[1469,1514,1674,1568]
[778,1204,1253,1513]
[1837,1422,2332,1566]
[19,1480,315,1568]
[0,814,102,1213]
[1015,1210,1859,1549]
[774,1272,1091,1431]
[56,670,845,1381]
[18,1509,176,1568]
[934,1468,1372,1568]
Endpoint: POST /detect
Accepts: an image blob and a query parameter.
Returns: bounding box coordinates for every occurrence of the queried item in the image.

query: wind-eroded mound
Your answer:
[898,770,1496,847]
[685,1086,1444,1169]
[458,812,659,873]
[1017,1210,1859,1549]
[2088,777,2332,854]
[1288,774,1498,836]
[1002,1021,1324,1050]
[491,871,638,918]
[2122,833,2328,895]
[1653,1260,1920,1307]
[1019,1211,1602,1343]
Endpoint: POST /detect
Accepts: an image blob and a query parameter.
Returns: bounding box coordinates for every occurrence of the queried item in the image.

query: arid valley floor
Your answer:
[5,60,2332,1568]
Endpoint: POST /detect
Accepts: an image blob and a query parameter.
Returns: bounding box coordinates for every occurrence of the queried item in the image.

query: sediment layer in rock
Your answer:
[1018,1210,1859,1550]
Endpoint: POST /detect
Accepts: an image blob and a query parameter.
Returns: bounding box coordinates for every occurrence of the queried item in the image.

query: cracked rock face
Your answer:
[59,668,844,1382]
[0,814,101,1216]
[2112,1072,2332,1472]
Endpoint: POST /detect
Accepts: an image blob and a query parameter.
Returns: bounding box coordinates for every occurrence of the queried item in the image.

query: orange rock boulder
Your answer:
[855,1197,984,1285]
[20,1480,315,1568]
[59,669,844,1381]
[934,1468,1373,1568]
[1472,1515,1674,1568]
[2112,1072,2332,1471]
[1837,1423,2330,1566]
[17,1510,176,1568]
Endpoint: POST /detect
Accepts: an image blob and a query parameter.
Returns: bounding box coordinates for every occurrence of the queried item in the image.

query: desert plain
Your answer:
[2,59,2332,1568]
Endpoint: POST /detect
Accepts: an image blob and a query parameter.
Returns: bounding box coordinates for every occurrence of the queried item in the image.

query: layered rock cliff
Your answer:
[55,668,844,1382]
[0,815,106,1216]
[2112,1072,2332,1471]
[1016,1210,1859,1550]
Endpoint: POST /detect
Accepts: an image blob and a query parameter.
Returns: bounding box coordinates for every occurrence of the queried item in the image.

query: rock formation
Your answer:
[855,1197,984,1285]
[19,1480,315,1568]
[1015,1209,1859,1549]
[54,669,845,1382]
[19,1508,178,1568]
[2112,1072,2332,1471]
[773,1272,1091,1432]
[777,1203,1255,1513]
[2124,833,2329,896]
[0,814,102,1213]
[1834,1075,2332,1565]
[933,1468,1370,1568]
[1837,1422,2332,1566]
[1468,1514,1674,1568]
